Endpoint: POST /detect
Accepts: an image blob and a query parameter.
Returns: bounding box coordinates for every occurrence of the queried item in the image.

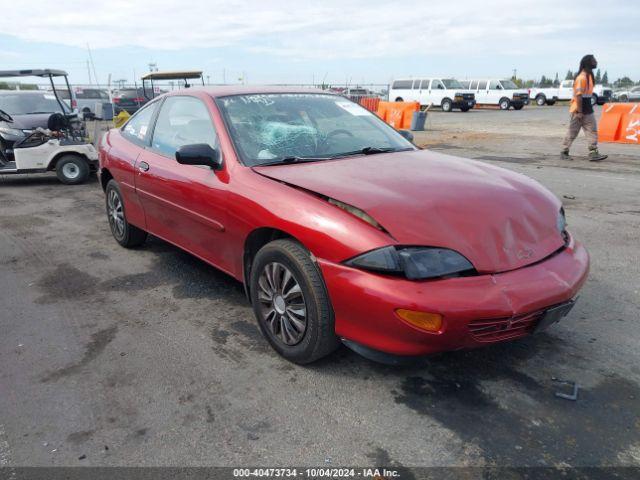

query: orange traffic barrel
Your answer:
[598,103,640,144]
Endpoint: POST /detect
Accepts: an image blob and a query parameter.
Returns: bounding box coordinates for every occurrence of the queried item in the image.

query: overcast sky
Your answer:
[1,0,638,86]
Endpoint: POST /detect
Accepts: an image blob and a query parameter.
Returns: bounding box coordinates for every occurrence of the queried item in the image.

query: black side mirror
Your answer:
[398,130,414,142]
[176,143,222,170]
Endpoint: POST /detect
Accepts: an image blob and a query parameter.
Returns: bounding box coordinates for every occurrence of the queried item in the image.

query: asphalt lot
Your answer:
[1,105,639,470]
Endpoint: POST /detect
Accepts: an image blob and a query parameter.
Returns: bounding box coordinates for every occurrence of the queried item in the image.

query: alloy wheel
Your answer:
[257,262,307,346]
[107,189,125,239]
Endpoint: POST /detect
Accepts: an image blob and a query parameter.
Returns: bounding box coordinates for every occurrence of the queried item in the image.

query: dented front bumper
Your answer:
[318,234,589,357]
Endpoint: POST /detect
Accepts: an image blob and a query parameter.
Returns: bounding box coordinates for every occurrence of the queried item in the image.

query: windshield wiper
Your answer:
[340,146,414,157]
[258,156,333,167]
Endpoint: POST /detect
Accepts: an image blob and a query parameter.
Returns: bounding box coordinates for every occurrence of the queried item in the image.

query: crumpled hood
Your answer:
[253,150,565,273]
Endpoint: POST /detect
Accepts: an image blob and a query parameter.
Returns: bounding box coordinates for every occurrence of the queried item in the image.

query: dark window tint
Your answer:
[121,102,158,144]
[152,96,217,158]
[392,80,413,89]
[478,80,488,89]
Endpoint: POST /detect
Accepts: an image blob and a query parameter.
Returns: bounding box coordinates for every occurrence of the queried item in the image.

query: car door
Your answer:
[430,79,446,105]
[134,94,232,273]
[109,101,160,229]
[475,80,488,104]
[488,80,503,104]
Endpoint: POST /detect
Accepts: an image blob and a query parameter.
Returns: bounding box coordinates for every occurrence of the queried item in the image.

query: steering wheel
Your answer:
[326,129,354,139]
[315,129,354,154]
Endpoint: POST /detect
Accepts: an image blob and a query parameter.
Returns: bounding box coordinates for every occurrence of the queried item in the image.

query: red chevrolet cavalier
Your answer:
[98,87,589,364]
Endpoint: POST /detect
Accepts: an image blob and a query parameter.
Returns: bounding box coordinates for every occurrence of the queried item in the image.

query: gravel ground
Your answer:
[0,105,639,472]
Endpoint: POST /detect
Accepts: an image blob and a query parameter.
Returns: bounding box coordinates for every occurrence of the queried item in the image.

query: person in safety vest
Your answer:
[561,54,607,161]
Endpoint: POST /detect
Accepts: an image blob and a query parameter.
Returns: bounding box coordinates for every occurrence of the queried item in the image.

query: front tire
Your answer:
[441,98,453,112]
[499,98,510,110]
[250,239,339,364]
[535,94,546,106]
[105,179,147,248]
[56,155,90,185]
[513,104,524,110]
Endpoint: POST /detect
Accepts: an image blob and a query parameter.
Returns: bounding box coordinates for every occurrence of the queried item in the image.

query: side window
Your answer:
[122,102,158,145]
[420,79,430,89]
[489,80,501,90]
[151,96,218,158]
[477,80,488,90]
[412,79,421,89]
[470,80,478,90]
[392,80,412,90]
[433,80,445,90]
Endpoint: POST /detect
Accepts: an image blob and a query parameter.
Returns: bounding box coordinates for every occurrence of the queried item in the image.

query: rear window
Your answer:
[392,80,413,90]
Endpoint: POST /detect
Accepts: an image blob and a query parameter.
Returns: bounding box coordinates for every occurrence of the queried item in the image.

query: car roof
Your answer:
[162,85,331,98]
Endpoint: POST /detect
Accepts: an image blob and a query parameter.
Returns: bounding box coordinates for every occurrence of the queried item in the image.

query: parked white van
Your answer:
[388,78,476,112]
[460,79,529,110]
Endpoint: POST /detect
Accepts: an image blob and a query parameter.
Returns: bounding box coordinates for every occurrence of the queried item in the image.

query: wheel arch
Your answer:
[243,227,303,299]
[100,167,114,191]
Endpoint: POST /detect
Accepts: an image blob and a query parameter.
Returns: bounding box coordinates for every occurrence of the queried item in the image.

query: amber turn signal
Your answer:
[395,309,443,332]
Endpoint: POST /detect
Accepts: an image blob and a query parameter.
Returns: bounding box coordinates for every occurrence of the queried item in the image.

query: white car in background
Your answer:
[388,77,476,112]
[460,79,529,110]
[528,79,613,106]
[613,86,640,102]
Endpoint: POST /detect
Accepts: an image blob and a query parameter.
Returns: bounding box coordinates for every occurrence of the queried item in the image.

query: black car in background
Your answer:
[112,88,150,114]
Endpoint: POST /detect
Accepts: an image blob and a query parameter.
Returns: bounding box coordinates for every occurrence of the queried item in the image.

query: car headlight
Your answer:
[0,126,25,137]
[345,246,475,280]
[557,207,567,233]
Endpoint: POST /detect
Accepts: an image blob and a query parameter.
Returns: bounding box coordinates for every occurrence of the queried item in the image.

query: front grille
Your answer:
[468,310,544,342]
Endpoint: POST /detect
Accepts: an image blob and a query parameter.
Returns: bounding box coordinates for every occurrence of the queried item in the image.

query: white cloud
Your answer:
[1,0,637,79]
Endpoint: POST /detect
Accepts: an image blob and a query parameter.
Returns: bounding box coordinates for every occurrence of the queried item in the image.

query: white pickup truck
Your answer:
[528,79,613,106]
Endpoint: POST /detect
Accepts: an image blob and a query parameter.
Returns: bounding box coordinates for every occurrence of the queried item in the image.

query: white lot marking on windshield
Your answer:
[44,94,56,100]
[238,95,276,106]
[335,101,372,116]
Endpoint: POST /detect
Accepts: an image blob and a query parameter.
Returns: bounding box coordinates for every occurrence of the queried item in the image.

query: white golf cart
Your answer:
[0,69,98,184]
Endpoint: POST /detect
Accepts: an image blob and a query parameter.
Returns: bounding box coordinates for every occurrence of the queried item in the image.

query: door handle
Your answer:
[138,161,150,172]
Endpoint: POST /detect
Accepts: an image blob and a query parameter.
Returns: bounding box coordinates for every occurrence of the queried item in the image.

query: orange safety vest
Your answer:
[570,72,594,113]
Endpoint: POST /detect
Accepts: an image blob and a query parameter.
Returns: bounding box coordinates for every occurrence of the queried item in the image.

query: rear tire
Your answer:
[546,100,556,106]
[535,94,546,106]
[441,98,453,112]
[499,98,510,110]
[250,239,340,364]
[56,155,90,185]
[105,179,147,248]
[460,106,470,112]
[591,95,598,106]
